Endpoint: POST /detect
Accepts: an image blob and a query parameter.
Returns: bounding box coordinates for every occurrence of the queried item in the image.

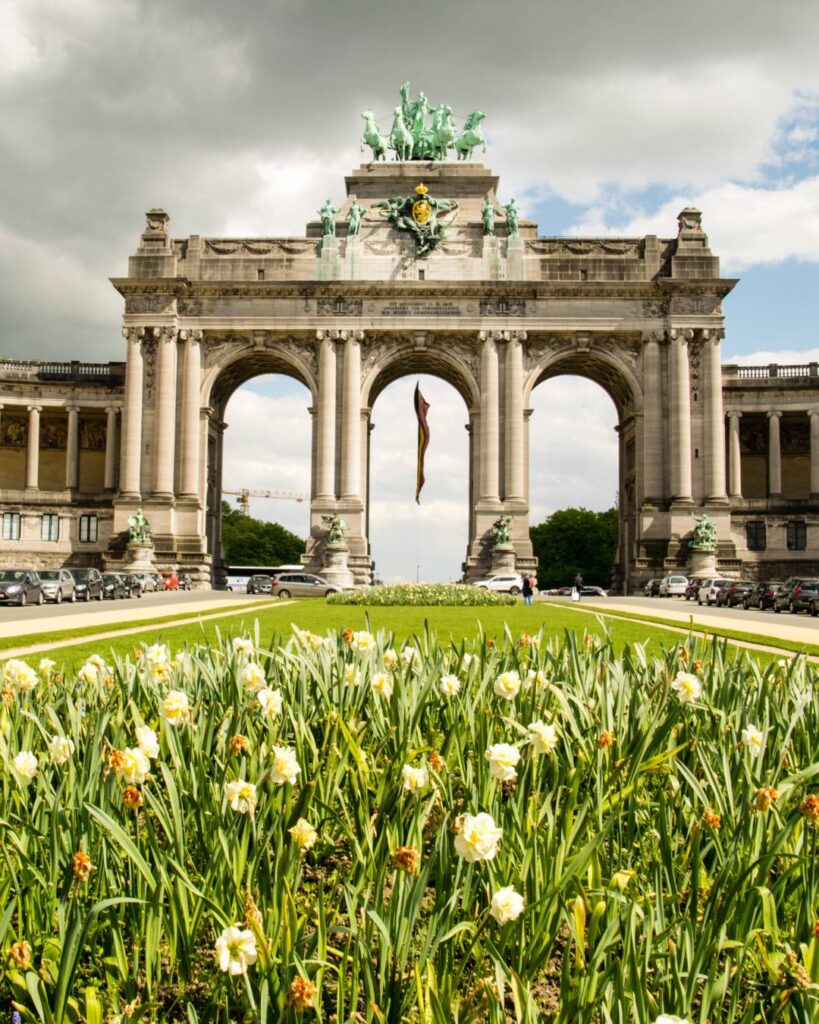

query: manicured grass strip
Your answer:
[0,600,275,654]
[553,600,819,659]
[14,601,778,674]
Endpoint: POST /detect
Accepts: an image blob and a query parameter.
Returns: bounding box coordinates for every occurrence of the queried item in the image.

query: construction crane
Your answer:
[223,488,309,516]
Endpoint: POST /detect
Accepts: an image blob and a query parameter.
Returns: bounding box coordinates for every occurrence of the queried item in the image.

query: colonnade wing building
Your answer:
[1,160,818,589]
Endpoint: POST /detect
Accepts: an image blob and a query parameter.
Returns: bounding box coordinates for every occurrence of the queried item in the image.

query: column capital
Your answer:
[200,405,214,419]
[105,404,120,414]
[153,325,178,342]
[700,327,725,342]
[668,327,694,343]
[809,408,819,419]
[479,329,527,343]
[641,329,664,345]
[767,409,783,420]
[65,403,80,414]
[316,328,363,343]
[122,325,145,342]
[178,328,203,343]
[726,409,742,420]
[27,404,42,414]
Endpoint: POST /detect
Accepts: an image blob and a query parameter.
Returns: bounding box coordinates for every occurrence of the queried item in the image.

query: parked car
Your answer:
[39,568,76,604]
[645,579,661,597]
[72,568,104,602]
[0,569,43,606]
[178,573,191,591]
[716,580,754,607]
[162,572,179,591]
[122,574,143,598]
[684,578,707,601]
[697,578,732,605]
[132,572,157,593]
[743,581,783,611]
[152,573,164,590]
[775,577,819,614]
[269,573,342,599]
[247,574,274,595]
[659,575,689,597]
[101,573,127,600]
[473,574,524,595]
[580,586,608,597]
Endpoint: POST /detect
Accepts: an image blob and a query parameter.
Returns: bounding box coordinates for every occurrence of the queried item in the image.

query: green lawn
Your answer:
[2,599,789,673]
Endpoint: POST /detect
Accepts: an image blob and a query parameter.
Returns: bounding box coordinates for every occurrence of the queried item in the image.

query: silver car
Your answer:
[270,573,341,598]
[39,568,76,603]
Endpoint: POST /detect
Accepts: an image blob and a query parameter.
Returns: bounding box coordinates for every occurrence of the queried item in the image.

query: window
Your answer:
[746,520,766,552]
[787,521,807,551]
[41,514,59,541]
[2,513,21,541]
[79,514,98,543]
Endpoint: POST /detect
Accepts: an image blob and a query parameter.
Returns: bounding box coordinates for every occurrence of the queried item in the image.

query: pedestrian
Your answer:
[573,571,584,602]
[522,574,533,606]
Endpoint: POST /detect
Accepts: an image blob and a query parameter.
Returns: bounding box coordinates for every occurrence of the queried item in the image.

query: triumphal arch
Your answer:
[2,86,818,586]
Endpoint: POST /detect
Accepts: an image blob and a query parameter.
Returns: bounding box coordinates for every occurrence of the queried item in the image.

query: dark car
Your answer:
[247,574,274,595]
[122,574,143,598]
[39,568,76,604]
[684,578,706,602]
[178,573,191,591]
[645,579,661,597]
[776,578,819,615]
[101,573,127,599]
[72,568,104,601]
[0,569,43,606]
[716,580,754,607]
[581,586,608,597]
[743,581,783,611]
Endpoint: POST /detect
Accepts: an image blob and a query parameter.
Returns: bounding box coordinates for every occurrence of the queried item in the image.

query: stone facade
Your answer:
[1,162,817,588]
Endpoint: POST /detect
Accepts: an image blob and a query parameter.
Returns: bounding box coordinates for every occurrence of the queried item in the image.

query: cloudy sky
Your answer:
[2,0,819,580]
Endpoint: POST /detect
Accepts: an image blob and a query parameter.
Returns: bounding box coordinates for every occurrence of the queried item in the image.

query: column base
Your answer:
[670,497,695,507]
[704,494,730,506]
[151,491,176,501]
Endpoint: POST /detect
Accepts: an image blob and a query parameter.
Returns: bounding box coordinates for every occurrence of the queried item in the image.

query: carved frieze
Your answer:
[204,239,317,257]
[141,337,157,397]
[527,239,641,257]
[125,293,175,315]
[688,342,702,400]
[669,294,722,316]
[480,298,526,317]
[317,298,363,316]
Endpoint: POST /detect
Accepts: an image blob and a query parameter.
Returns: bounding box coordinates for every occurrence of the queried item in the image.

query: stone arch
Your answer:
[361,334,480,411]
[523,339,643,415]
[201,334,318,413]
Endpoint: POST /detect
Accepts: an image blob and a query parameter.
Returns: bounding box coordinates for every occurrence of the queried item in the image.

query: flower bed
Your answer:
[1,630,818,1021]
[328,582,517,606]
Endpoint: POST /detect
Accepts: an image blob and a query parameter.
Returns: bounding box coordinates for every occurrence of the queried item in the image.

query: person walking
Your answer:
[573,571,584,601]
[522,574,533,606]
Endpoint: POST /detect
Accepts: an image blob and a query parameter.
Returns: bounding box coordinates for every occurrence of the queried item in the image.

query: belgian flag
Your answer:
[414,383,430,504]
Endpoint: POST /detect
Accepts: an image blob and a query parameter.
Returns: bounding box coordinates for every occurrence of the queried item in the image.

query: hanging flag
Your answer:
[414,383,430,504]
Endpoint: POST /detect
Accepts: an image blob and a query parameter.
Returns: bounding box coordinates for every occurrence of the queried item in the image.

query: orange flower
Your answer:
[429,751,446,773]
[342,628,354,644]
[487,638,495,649]
[754,787,778,813]
[9,940,32,970]
[2,685,14,704]
[72,851,94,881]
[800,794,819,824]
[108,749,126,774]
[692,659,703,673]
[393,846,420,875]
[229,735,250,756]
[122,786,143,810]
[519,633,532,647]
[597,731,616,748]
[813,920,819,938]
[288,976,316,1010]
[703,807,721,829]
[678,647,690,664]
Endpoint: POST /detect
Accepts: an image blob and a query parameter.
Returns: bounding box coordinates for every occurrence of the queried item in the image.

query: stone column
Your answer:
[641,332,663,501]
[810,409,819,498]
[503,330,526,501]
[767,410,782,498]
[340,331,363,499]
[120,326,145,498]
[703,330,727,501]
[479,331,500,501]
[727,411,743,499]
[104,405,118,491]
[668,329,693,502]
[179,330,202,498]
[315,331,337,499]
[65,405,80,489]
[25,405,41,489]
[152,326,178,497]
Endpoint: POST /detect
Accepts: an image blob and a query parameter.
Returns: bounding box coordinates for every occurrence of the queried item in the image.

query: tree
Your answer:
[220,501,305,566]
[530,507,619,589]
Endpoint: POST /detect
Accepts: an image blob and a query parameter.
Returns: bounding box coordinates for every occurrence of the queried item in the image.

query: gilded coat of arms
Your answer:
[372,183,459,258]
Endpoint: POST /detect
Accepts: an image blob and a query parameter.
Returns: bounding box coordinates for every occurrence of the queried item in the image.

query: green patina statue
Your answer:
[321,513,348,546]
[347,198,366,236]
[481,195,500,236]
[504,199,520,237]
[318,199,341,237]
[491,515,513,546]
[372,183,459,258]
[690,513,718,552]
[365,85,488,163]
[127,508,153,545]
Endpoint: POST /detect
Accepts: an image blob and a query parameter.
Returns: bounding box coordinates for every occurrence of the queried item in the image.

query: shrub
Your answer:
[328,582,517,606]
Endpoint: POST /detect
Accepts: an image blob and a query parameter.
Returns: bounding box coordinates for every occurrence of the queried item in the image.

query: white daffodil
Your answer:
[528,720,559,754]
[344,665,362,687]
[3,659,38,691]
[12,750,38,784]
[38,658,56,677]
[232,637,254,656]
[215,924,258,975]
[490,885,525,924]
[401,764,429,793]
[240,661,266,693]
[454,812,502,862]
[256,687,283,718]
[160,690,190,725]
[119,747,151,785]
[382,649,399,670]
[440,674,461,696]
[494,671,521,700]
[671,672,702,703]
[270,745,301,786]
[289,817,318,851]
[485,743,521,782]
[351,630,376,652]
[48,735,75,765]
[135,725,159,760]
[225,779,257,815]
[372,672,394,700]
[742,724,764,753]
